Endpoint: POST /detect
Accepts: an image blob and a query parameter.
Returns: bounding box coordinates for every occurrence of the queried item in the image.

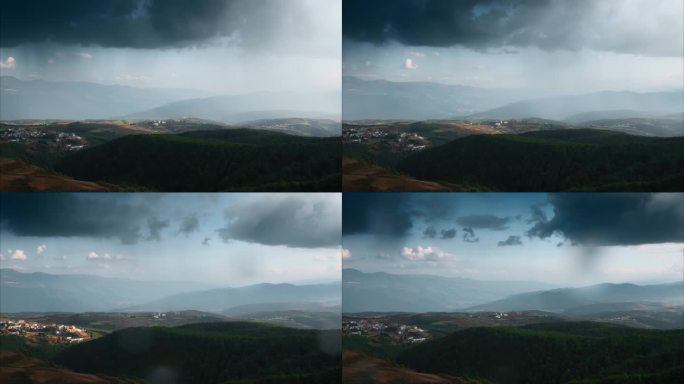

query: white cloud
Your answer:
[410,51,425,58]
[36,244,47,255]
[87,251,112,260]
[86,251,126,262]
[86,251,124,261]
[341,248,352,260]
[76,52,93,59]
[8,249,28,260]
[400,246,449,261]
[402,58,419,70]
[0,57,16,70]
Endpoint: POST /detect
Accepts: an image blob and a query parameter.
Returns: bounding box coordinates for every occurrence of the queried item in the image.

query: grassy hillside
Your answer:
[0,335,69,361]
[56,129,341,191]
[54,322,341,384]
[396,129,684,191]
[397,322,684,384]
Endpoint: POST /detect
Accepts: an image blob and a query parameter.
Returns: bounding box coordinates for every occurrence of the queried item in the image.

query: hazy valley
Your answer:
[343,77,683,192]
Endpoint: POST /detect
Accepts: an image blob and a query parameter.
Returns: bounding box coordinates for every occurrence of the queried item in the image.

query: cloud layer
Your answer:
[0,0,311,49]
[217,194,341,248]
[343,193,457,237]
[0,194,147,244]
[528,193,684,246]
[456,214,512,230]
[343,0,683,57]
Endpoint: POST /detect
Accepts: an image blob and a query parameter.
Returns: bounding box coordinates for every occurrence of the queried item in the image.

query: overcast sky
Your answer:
[342,193,684,286]
[0,193,341,286]
[343,0,684,93]
[0,0,341,94]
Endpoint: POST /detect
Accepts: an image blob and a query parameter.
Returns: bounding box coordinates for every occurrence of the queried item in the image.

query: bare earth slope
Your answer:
[343,352,471,384]
[0,157,113,192]
[343,157,464,192]
[0,351,125,384]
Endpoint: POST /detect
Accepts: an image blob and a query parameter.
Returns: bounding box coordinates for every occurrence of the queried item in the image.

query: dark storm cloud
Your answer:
[178,215,200,235]
[527,202,549,224]
[343,193,457,237]
[423,226,456,239]
[456,214,511,230]
[343,193,415,237]
[423,226,438,238]
[217,195,340,248]
[462,227,479,243]
[0,0,302,48]
[527,193,684,246]
[498,235,523,246]
[0,194,145,244]
[343,0,681,56]
[146,217,169,241]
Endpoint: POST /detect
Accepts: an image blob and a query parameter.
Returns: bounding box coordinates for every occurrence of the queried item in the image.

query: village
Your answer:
[0,125,87,151]
[0,319,91,344]
[342,318,431,344]
[343,125,430,151]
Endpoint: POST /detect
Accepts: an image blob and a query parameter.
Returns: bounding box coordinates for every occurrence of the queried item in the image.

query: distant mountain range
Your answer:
[0,76,211,120]
[565,109,683,123]
[0,268,215,313]
[0,269,340,314]
[343,76,543,120]
[0,76,340,122]
[471,282,684,313]
[125,92,341,123]
[343,77,683,124]
[129,282,341,313]
[342,269,684,315]
[469,91,684,121]
[342,269,553,313]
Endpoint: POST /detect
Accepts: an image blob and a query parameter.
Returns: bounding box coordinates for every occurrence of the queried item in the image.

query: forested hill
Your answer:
[397,129,684,191]
[55,322,341,384]
[56,129,341,191]
[397,322,684,384]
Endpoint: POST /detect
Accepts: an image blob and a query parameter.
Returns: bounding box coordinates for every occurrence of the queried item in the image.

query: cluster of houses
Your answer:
[0,126,87,151]
[343,126,429,151]
[0,319,91,344]
[150,120,167,127]
[343,319,431,344]
[342,126,390,143]
[0,126,48,142]
[491,312,509,319]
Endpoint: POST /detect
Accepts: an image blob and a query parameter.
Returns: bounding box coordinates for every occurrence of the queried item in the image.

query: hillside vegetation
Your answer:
[397,322,684,384]
[56,129,341,191]
[54,322,341,384]
[396,129,684,191]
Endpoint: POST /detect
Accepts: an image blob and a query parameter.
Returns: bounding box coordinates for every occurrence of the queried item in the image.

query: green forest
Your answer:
[57,130,341,191]
[392,322,684,384]
[1,128,341,191]
[3,322,341,384]
[347,129,684,191]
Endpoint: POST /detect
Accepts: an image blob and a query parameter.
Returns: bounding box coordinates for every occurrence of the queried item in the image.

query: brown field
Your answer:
[0,351,125,384]
[342,157,464,192]
[343,351,469,384]
[0,157,114,192]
